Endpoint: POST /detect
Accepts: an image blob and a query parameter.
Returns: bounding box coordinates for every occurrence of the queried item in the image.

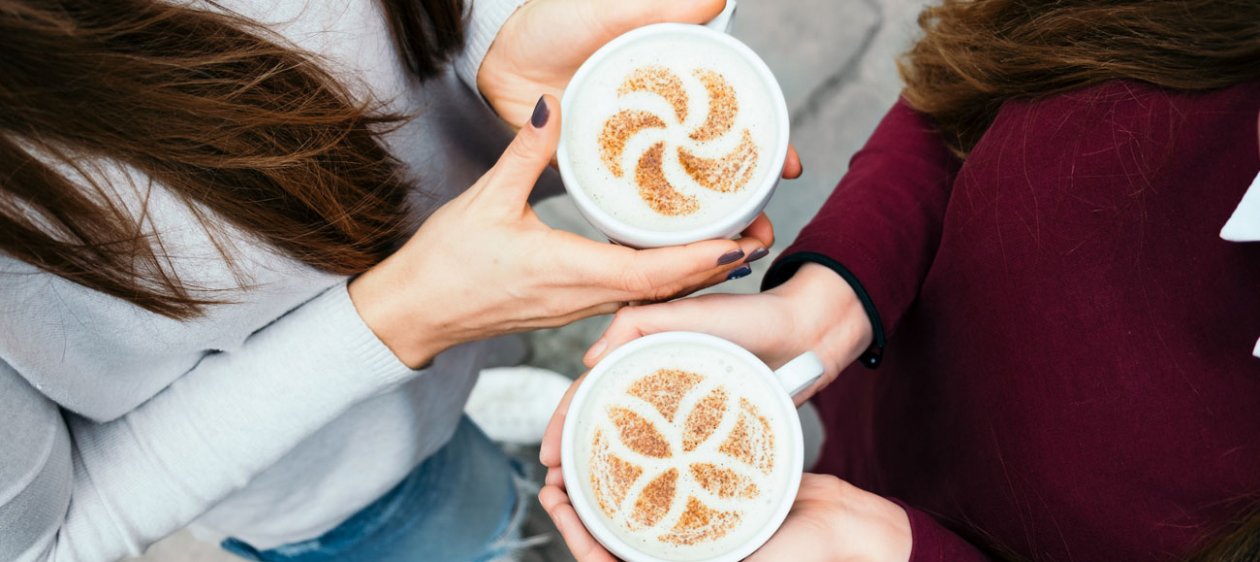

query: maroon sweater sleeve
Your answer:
[763,99,961,366]
[888,499,991,561]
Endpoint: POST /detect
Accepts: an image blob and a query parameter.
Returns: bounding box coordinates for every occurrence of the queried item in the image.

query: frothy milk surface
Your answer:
[572,343,797,561]
[564,31,780,233]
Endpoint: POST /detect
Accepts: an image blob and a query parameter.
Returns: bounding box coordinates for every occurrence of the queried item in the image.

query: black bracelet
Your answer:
[762,252,887,370]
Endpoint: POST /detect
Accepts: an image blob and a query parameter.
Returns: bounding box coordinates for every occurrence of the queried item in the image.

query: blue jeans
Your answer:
[221,417,523,562]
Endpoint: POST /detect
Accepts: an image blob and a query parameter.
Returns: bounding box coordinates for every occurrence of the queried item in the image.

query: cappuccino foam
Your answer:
[572,343,796,561]
[564,31,781,233]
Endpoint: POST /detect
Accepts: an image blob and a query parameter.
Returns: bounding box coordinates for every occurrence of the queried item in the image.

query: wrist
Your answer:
[769,263,873,375]
[347,265,451,369]
[836,493,913,562]
[818,480,913,562]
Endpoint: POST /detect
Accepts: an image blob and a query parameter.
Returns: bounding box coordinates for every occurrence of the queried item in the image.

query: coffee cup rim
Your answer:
[557,23,791,249]
[560,331,806,562]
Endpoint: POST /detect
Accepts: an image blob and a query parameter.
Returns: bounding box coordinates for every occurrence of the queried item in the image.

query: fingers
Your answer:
[545,466,565,488]
[740,212,775,250]
[782,145,803,179]
[604,238,744,300]
[609,215,774,305]
[479,95,562,207]
[655,230,771,296]
[595,0,727,29]
[584,297,718,366]
[653,233,765,296]
[585,304,667,366]
[539,485,619,562]
[538,376,608,562]
[540,373,586,468]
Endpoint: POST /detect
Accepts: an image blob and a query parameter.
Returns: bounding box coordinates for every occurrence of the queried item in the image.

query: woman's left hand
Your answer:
[538,376,914,562]
[479,0,727,128]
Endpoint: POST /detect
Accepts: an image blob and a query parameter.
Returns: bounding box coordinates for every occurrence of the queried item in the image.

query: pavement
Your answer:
[129,1,927,560]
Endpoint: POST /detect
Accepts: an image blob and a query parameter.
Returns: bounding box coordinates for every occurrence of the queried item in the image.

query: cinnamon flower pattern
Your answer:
[587,369,777,547]
[598,66,761,217]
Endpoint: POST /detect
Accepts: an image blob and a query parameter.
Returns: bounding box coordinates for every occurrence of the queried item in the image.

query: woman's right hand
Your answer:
[348,96,771,368]
[582,263,875,403]
[538,374,911,562]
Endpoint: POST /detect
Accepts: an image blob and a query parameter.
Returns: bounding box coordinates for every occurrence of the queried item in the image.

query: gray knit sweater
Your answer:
[0,0,553,559]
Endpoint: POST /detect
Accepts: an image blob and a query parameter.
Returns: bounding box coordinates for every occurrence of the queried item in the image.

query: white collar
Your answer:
[1220,171,1260,358]
[1221,172,1260,242]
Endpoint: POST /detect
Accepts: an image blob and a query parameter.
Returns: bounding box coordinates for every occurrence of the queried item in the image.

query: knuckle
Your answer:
[808,473,848,495]
[649,282,684,303]
[611,307,639,327]
[507,133,539,162]
[603,301,627,316]
[616,265,656,296]
[540,297,573,319]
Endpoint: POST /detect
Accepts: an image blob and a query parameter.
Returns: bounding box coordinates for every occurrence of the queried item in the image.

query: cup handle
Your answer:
[703,0,737,33]
[774,351,825,400]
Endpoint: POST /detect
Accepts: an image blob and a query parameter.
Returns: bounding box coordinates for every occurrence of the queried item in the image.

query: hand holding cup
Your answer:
[348,97,771,369]
[585,264,875,404]
[539,332,911,562]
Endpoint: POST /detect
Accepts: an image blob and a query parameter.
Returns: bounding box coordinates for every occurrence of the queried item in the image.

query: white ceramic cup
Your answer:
[557,11,790,248]
[560,332,824,562]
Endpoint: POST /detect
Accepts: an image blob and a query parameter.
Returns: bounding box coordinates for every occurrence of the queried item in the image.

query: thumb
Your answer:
[584,295,736,367]
[483,95,562,206]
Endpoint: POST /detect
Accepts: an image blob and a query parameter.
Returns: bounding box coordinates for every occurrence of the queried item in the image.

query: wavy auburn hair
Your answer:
[899,0,1260,156]
[0,0,462,318]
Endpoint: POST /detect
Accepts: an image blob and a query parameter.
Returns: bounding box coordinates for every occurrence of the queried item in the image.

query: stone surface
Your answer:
[131,1,928,560]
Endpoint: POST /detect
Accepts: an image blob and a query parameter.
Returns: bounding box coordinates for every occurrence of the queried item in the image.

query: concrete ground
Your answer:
[130,0,927,560]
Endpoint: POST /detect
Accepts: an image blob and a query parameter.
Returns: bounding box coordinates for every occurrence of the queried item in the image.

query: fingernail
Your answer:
[587,339,608,362]
[530,96,550,128]
[717,249,745,266]
[745,247,770,264]
[726,265,753,281]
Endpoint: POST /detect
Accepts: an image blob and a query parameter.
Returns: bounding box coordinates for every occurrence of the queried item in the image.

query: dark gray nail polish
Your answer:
[717,250,745,266]
[531,96,549,128]
[745,247,770,264]
[726,265,753,281]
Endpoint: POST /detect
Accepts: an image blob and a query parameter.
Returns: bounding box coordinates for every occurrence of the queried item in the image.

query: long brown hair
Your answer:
[899,0,1260,156]
[0,0,462,317]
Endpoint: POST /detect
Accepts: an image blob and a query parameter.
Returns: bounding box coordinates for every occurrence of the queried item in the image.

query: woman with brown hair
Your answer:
[540,0,1260,559]
[0,1,803,561]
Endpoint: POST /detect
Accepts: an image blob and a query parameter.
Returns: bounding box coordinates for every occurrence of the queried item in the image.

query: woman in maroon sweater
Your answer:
[539,1,1260,560]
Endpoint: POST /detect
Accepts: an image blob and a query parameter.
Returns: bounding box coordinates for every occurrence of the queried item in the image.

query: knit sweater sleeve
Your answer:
[887,500,993,561]
[762,98,961,365]
[0,283,421,562]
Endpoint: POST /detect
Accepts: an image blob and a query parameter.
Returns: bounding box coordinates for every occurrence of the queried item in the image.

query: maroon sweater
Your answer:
[763,81,1260,561]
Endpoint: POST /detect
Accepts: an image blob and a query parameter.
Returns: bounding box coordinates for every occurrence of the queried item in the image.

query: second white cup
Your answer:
[561,332,823,562]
